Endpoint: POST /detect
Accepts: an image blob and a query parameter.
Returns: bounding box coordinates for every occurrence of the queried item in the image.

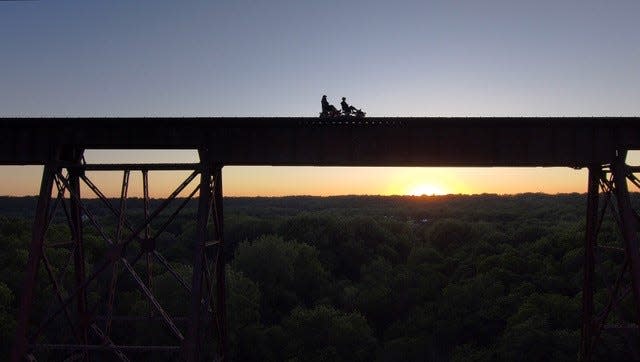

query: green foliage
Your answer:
[227,266,261,331]
[226,265,262,359]
[279,214,411,279]
[232,235,329,322]
[282,305,376,361]
[425,218,481,252]
[0,194,633,360]
[0,281,16,355]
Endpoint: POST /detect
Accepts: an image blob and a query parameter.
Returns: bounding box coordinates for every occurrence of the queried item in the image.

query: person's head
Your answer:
[322,95,327,99]
[342,97,346,101]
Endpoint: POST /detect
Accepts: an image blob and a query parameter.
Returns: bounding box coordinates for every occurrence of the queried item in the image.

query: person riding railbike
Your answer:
[321,95,340,117]
[340,97,365,117]
[340,97,357,116]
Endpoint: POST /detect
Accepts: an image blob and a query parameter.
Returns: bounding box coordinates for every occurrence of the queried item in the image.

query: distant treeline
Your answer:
[0,194,636,360]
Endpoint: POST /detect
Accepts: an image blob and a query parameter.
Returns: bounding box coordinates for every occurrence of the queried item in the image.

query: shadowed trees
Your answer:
[0,194,627,360]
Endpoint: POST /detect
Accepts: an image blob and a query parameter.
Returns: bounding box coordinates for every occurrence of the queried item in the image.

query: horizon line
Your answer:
[0,191,599,199]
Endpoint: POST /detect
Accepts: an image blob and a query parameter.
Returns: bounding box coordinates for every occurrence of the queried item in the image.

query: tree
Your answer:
[282,305,376,362]
[0,282,15,356]
[232,235,329,322]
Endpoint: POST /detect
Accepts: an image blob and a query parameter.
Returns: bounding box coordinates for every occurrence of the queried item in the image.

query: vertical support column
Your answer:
[611,155,640,325]
[213,165,228,359]
[581,166,600,361]
[12,165,55,361]
[143,170,154,317]
[184,162,212,361]
[106,170,130,336]
[69,165,89,353]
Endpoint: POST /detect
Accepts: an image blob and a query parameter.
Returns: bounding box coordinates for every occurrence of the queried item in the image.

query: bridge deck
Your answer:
[1,117,639,167]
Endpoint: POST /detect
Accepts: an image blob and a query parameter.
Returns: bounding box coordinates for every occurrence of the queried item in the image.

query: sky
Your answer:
[1,0,639,197]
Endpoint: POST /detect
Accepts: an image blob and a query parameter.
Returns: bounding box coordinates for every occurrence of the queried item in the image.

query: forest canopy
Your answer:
[0,194,634,360]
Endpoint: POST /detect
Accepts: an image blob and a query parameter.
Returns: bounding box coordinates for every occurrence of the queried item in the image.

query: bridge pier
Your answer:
[12,165,55,361]
[185,157,228,361]
[11,148,228,361]
[580,153,640,360]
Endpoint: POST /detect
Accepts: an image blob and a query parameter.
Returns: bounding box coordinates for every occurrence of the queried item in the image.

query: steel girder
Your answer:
[580,152,640,360]
[11,148,228,361]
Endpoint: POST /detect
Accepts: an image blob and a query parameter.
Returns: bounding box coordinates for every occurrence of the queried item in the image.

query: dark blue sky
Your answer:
[1,1,639,196]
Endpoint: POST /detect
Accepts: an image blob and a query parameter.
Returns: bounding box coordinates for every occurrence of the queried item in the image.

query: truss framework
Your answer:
[11,149,228,361]
[581,152,640,360]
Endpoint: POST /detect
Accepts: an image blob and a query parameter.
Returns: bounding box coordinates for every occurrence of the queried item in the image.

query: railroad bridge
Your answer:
[2,117,640,360]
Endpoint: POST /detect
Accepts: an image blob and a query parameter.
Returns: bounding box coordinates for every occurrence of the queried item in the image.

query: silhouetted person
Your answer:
[321,95,339,117]
[340,97,357,115]
[321,95,330,113]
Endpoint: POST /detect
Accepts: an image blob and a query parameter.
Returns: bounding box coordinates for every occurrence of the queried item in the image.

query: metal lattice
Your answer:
[12,149,228,361]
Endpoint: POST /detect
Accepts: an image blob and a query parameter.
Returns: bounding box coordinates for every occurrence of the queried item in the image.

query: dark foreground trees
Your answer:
[0,194,626,360]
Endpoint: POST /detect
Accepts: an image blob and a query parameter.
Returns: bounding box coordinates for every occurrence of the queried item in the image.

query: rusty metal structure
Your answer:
[1,117,639,360]
[580,151,640,359]
[10,158,227,360]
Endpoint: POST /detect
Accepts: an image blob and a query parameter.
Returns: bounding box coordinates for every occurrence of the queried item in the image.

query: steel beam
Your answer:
[581,166,600,361]
[105,170,129,336]
[612,156,640,327]
[69,165,89,356]
[143,170,154,318]
[11,165,55,361]
[212,166,228,359]
[184,160,211,361]
[1,117,638,167]
[30,344,181,352]
[16,166,204,360]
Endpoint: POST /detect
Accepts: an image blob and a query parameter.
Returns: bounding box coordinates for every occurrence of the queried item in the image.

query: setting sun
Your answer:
[407,184,448,196]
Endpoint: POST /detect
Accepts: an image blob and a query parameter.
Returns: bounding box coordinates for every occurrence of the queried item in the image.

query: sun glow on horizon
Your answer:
[406,184,448,196]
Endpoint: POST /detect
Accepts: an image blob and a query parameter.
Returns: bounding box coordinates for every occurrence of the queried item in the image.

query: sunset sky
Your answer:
[1,1,639,197]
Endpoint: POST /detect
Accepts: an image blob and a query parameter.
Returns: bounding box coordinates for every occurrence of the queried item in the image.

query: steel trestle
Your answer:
[580,153,640,360]
[11,148,228,361]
